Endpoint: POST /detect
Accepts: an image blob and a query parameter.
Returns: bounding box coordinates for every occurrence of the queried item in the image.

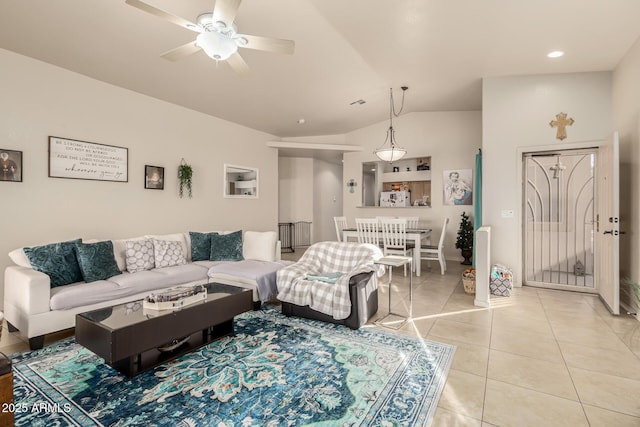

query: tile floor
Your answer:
[2,251,640,427]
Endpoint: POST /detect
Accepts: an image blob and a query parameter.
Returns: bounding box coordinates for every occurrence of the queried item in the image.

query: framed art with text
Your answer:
[0,149,23,182]
[48,136,128,182]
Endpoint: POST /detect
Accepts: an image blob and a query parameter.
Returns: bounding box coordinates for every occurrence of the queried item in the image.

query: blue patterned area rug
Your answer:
[11,309,455,426]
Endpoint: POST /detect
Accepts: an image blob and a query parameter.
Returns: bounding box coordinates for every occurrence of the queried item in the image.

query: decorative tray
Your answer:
[143,284,207,311]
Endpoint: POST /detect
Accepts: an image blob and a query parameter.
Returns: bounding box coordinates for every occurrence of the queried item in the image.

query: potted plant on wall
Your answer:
[178,160,193,199]
[455,211,474,265]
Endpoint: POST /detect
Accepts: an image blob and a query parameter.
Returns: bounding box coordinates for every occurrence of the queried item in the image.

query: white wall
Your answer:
[278,156,342,244]
[343,111,481,261]
[0,49,278,304]
[483,72,612,285]
[613,36,640,291]
[313,159,343,242]
[278,157,314,223]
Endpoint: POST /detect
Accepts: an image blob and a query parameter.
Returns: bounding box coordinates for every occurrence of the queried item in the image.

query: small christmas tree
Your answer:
[455,211,474,250]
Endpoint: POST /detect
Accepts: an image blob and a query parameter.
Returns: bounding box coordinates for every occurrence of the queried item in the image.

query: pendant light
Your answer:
[374,86,408,162]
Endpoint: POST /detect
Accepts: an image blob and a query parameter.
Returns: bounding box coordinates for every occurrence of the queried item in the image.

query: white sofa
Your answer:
[4,230,288,350]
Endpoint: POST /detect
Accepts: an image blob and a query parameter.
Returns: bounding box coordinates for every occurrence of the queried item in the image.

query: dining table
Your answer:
[342,227,432,276]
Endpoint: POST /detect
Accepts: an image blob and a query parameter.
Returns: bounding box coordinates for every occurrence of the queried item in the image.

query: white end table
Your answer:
[374,255,413,329]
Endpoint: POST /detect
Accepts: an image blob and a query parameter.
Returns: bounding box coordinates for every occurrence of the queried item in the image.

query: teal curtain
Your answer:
[473,149,482,266]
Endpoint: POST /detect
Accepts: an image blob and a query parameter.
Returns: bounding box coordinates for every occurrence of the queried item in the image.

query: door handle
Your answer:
[604,230,613,235]
[604,230,623,236]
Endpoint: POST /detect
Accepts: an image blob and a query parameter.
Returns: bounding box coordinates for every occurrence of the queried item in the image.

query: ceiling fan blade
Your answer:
[212,0,242,29]
[226,52,250,76]
[160,41,201,61]
[125,0,201,32]
[236,34,295,55]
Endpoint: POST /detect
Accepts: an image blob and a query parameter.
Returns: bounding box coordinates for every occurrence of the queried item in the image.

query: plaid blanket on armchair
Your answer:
[277,242,385,320]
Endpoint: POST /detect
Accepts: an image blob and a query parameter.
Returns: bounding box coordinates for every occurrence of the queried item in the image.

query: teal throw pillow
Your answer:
[210,230,244,261]
[189,231,218,262]
[75,240,121,283]
[23,239,83,288]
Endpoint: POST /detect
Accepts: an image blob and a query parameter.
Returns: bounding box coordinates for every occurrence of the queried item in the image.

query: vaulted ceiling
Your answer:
[2,0,640,138]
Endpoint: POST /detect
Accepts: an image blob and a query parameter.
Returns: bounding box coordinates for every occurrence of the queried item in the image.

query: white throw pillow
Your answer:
[153,239,187,268]
[243,231,277,262]
[8,248,31,268]
[146,233,190,262]
[125,239,155,273]
[112,236,147,271]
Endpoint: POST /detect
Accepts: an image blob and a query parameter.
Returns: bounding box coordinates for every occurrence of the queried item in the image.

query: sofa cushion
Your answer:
[243,231,277,262]
[189,231,218,262]
[108,270,176,293]
[210,230,244,261]
[50,279,131,311]
[152,263,209,283]
[125,239,155,273]
[75,241,122,283]
[23,239,83,288]
[153,239,187,268]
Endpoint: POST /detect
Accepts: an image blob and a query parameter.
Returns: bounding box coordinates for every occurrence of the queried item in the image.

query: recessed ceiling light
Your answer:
[297,118,306,124]
[547,51,564,58]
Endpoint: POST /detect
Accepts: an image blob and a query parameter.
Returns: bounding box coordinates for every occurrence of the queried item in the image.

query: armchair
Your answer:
[277,241,384,329]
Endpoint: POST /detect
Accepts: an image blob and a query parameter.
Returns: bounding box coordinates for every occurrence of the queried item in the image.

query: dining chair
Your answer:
[355,218,380,245]
[333,216,348,242]
[403,216,419,229]
[379,218,413,276]
[420,217,449,275]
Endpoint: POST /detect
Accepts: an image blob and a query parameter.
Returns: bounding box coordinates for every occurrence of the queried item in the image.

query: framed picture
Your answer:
[443,169,473,205]
[0,149,23,182]
[145,165,164,190]
[48,136,128,182]
[223,164,258,199]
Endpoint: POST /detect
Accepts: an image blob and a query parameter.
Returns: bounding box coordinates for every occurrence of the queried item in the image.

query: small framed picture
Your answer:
[0,149,23,182]
[145,165,164,190]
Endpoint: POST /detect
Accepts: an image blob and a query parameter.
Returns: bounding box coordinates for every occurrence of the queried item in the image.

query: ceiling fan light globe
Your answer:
[196,31,238,61]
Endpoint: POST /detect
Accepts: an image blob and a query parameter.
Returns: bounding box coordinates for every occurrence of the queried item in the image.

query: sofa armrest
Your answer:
[4,266,51,315]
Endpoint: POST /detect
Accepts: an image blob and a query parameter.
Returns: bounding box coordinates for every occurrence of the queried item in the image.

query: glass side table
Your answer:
[374,255,413,329]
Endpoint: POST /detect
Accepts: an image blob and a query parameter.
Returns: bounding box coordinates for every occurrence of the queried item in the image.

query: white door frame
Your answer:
[515,140,604,289]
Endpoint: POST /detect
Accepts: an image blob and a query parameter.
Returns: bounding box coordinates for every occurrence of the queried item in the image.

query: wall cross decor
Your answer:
[549,112,574,141]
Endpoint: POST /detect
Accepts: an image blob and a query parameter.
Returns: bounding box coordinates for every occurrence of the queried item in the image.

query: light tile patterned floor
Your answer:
[2,251,640,426]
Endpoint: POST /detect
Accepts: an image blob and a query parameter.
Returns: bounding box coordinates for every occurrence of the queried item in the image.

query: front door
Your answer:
[595,133,620,314]
[522,134,620,315]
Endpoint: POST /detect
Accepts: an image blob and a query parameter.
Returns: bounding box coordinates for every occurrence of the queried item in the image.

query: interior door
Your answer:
[596,132,620,314]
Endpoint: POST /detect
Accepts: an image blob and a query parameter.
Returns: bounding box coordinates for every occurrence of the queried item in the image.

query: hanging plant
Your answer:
[178,160,193,199]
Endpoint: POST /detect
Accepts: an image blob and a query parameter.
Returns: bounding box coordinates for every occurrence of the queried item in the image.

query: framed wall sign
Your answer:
[0,149,23,182]
[145,165,164,190]
[48,136,128,182]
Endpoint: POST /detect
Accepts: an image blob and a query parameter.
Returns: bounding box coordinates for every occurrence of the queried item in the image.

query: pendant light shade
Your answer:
[374,87,408,162]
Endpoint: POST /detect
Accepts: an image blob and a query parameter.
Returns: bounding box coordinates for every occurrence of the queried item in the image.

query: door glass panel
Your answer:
[524,150,595,288]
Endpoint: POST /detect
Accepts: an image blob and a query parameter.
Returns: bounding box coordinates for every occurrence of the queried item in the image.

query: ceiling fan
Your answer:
[125,0,295,75]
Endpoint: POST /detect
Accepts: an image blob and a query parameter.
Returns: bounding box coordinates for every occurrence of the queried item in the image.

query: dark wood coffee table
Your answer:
[75,282,252,377]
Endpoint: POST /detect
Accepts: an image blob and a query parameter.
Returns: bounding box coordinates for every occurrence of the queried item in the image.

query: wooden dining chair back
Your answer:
[355,218,380,245]
[333,216,348,242]
[420,217,449,275]
[402,216,419,229]
[379,218,413,275]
